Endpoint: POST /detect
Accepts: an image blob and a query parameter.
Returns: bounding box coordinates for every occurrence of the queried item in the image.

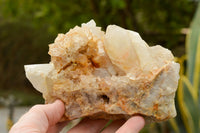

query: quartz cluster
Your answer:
[25,20,180,122]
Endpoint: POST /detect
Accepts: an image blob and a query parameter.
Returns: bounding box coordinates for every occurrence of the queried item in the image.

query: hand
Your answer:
[9,100,145,133]
[9,100,67,133]
[68,116,145,133]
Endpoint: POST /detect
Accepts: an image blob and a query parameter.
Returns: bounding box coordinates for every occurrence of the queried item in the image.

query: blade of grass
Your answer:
[100,120,113,132]
[177,77,194,133]
[181,76,196,102]
[177,56,194,133]
[169,118,180,133]
[193,36,200,98]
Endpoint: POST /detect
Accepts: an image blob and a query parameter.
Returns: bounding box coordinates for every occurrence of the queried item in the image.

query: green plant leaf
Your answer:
[182,2,200,133]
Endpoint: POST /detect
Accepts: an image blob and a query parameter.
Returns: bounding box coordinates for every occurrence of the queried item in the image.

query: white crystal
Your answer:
[104,25,174,76]
[24,20,180,122]
[24,64,54,93]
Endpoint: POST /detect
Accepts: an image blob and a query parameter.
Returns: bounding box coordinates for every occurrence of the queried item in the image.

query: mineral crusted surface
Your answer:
[25,20,180,122]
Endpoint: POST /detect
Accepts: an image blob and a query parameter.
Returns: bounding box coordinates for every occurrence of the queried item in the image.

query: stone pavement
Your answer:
[0,107,30,133]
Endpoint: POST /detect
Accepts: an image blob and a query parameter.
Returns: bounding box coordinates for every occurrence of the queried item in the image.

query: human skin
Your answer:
[9,100,145,133]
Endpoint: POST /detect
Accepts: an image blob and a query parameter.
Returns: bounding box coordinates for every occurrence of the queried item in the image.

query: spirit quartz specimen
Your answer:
[25,20,180,122]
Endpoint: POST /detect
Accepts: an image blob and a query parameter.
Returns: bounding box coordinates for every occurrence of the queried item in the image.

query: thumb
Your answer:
[29,100,65,126]
[10,100,65,133]
[32,100,65,126]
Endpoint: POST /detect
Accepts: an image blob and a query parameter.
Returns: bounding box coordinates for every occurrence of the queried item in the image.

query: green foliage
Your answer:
[0,0,196,42]
[0,89,43,106]
[173,3,200,133]
[0,0,196,51]
[0,0,196,93]
[0,22,52,91]
[141,3,200,132]
[0,1,199,132]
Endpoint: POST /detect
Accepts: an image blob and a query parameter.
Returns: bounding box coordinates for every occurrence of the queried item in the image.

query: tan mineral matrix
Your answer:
[25,20,180,122]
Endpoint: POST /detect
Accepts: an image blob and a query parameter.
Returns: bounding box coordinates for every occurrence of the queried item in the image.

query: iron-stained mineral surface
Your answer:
[25,20,180,122]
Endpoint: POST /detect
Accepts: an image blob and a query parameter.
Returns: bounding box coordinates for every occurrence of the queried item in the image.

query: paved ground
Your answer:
[0,107,30,133]
[0,107,80,133]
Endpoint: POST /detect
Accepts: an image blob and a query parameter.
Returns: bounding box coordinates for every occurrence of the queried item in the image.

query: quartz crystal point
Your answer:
[105,25,174,77]
[25,20,180,122]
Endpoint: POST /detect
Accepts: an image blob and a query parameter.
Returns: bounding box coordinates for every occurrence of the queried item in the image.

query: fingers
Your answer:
[47,121,69,133]
[101,120,126,133]
[67,118,108,133]
[67,116,144,133]
[116,116,145,133]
